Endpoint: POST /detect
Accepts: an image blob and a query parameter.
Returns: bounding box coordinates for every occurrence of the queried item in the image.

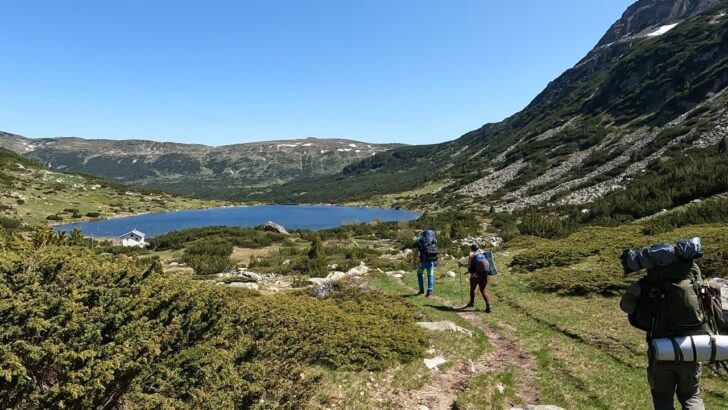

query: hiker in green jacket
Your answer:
[621,261,708,410]
[464,243,492,313]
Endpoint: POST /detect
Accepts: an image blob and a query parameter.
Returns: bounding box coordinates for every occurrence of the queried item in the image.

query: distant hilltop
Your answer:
[0,132,403,199]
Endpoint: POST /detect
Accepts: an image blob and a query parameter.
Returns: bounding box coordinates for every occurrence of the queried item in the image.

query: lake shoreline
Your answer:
[53,204,422,238]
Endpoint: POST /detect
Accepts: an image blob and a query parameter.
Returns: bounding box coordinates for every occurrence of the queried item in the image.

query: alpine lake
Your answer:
[54,205,421,238]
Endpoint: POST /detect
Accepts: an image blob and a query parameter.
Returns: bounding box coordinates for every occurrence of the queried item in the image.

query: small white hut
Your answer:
[120,229,147,247]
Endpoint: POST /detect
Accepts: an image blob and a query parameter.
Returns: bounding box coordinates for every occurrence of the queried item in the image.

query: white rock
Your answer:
[346,261,368,276]
[308,278,329,286]
[416,321,473,337]
[524,406,566,410]
[239,271,263,281]
[418,406,430,410]
[386,270,406,276]
[392,274,403,279]
[496,383,505,394]
[443,271,456,278]
[229,282,259,290]
[327,271,347,281]
[423,356,447,370]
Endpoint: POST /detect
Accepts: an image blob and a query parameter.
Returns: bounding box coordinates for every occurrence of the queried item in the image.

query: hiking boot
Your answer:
[485,305,492,314]
[464,303,474,309]
[425,291,432,297]
[417,290,424,295]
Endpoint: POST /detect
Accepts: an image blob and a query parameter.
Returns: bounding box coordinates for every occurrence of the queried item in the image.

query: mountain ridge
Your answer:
[0,131,402,195]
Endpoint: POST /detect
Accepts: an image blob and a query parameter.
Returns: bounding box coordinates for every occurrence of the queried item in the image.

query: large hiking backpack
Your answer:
[418,229,438,262]
[620,261,714,339]
[469,252,490,275]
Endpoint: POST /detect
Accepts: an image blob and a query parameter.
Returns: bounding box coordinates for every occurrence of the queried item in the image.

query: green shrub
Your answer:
[0,217,21,229]
[0,238,425,408]
[46,214,63,221]
[529,266,631,296]
[518,212,575,239]
[85,211,101,218]
[510,247,597,273]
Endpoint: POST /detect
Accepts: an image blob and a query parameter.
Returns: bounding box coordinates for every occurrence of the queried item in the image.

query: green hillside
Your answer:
[0,148,226,227]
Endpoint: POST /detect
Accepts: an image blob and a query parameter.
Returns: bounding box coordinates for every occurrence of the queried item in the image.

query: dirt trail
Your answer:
[385,283,539,410]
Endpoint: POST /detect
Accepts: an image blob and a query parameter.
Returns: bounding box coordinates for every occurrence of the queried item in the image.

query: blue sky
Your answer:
[0,0,633,145]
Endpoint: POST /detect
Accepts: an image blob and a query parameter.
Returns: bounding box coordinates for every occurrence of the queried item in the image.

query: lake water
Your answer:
[54,205,421,238]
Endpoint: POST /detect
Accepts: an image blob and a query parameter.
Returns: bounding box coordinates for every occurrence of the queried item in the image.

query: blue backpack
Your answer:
[418,230,439,262]
[470,251,498,276]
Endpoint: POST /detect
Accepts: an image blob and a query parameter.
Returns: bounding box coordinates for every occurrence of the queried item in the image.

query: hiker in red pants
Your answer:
[465,243,492,313]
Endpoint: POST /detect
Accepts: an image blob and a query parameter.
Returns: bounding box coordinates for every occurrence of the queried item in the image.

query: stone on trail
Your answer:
[443,270,456,278]
[385,270,406,276]
[423,355,447,370]
[418,405,430,410]
[392,274,403,279]
[416,321,473,337]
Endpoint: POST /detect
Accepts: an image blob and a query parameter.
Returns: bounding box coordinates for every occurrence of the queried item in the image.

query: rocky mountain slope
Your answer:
[248,0,728,213]
[0,132,401,197]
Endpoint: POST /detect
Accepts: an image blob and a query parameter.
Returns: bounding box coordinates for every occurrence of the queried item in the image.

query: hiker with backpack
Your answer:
[620,238,725,410]
[464,243,493,313]
[412,229,438,297]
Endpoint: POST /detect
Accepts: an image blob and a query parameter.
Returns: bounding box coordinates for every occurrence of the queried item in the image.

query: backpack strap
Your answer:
[670,337,684,362]
[690,336,698,362]
[710,336,718,362]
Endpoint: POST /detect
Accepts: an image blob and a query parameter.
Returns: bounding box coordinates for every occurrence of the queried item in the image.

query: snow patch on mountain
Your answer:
[647,23,679,37]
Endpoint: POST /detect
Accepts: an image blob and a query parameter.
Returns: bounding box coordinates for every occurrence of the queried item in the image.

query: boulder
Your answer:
[443,271,456,278]
[259,221,289,235]
[392,274,403,279]
[346,261,368,276]
[229,282,259,290]
[308,277,329,286]
[237,269,263,281]
[326,271,347,282]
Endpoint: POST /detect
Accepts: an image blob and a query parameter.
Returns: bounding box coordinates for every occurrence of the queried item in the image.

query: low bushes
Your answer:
[149,226,285,251]
[529,266,632,296]
[182,238,234,275]
[510,247,597,273]
[0,236,426,409]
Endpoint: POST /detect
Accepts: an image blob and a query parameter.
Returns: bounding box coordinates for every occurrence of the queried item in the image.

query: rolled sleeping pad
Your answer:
[652,335,728,362]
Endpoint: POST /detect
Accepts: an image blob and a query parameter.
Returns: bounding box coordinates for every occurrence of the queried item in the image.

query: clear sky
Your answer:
[0,0,634,146]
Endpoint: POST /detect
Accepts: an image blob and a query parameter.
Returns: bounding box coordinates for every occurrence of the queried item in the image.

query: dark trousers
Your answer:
[468,274,492,306]
[647,353,704,410]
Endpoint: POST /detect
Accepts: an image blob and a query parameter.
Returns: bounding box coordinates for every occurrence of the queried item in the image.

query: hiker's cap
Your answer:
[470,243,479,251]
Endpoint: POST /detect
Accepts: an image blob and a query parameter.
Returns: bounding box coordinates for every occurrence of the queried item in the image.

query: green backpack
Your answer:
[621,261,711,339]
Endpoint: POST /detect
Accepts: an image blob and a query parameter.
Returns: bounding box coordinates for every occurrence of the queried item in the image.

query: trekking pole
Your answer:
[458,261,464,306]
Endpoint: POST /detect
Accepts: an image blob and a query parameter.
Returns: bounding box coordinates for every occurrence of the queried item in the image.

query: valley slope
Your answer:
[247,0,728,215]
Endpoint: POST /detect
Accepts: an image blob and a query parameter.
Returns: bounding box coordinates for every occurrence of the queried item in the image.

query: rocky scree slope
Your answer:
[0,132,401,198]
[249,0,728,211]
